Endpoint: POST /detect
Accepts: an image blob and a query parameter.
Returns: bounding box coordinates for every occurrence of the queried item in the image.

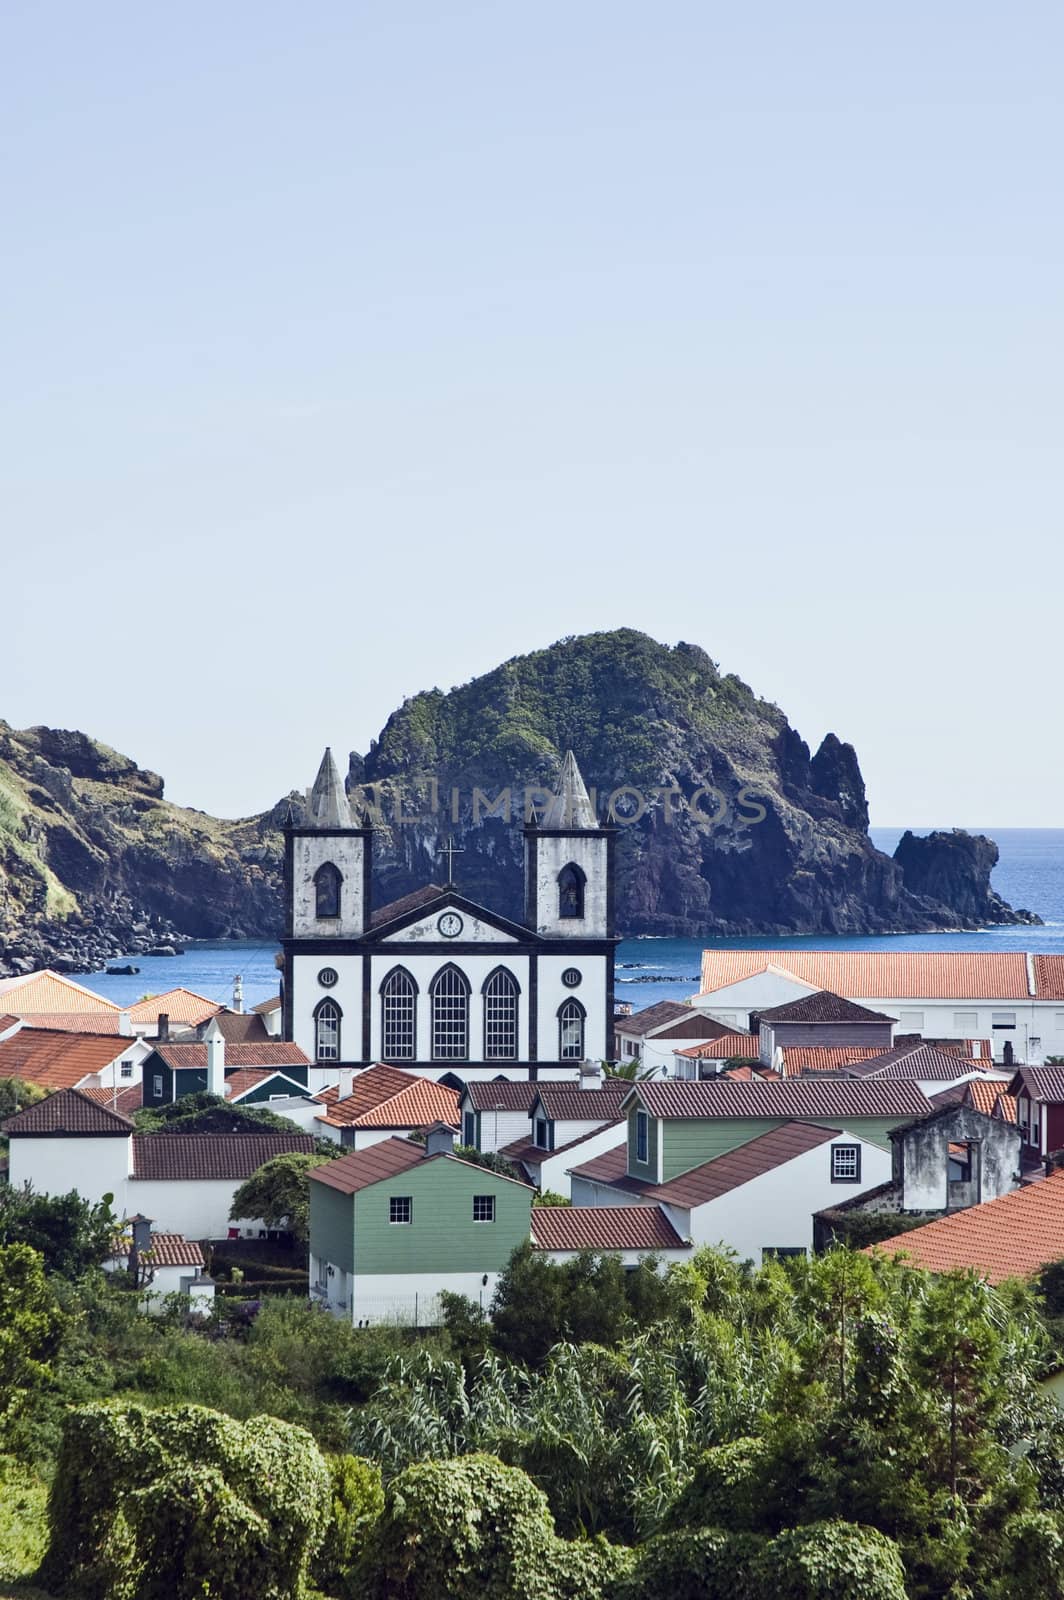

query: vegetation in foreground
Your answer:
[3,1188,1064,1598]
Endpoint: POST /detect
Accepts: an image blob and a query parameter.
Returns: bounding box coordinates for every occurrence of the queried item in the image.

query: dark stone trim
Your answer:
[524,830,538,929]
[285,937,617,957]
[364,890,540,945]
[362,952,372,1060]
[363,832,373,930]
[287,827,374,841]
[528,953,538,1063]
[605,830,616,939]
[283,830,294,939]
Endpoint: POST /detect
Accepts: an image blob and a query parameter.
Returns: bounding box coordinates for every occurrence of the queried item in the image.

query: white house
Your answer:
[530,1204,691,1267]
[569,1121,893,1263]
[694,951,1064,1065]
[282,748,617,1084]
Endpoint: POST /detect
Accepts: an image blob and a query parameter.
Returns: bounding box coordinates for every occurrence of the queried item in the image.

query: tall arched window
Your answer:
[381,967,418,1060]
[314,998,341,1062]
[558,997,586,1060]
[431,965,470,1060]
[557,862,586,920]
[314,862,342,919]
[482,967,519,1060]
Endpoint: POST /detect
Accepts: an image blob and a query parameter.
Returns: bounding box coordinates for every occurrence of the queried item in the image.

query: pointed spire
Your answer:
[540,750,598,829]
[306,747,353,829]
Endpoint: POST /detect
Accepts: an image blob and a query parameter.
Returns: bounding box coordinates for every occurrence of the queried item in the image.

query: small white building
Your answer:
[530,1204,691,1267]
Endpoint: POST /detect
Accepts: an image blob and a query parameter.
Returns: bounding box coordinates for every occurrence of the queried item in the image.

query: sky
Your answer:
[2,3,1061,826]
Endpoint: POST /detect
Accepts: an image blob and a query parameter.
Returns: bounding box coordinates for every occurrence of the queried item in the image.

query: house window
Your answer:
[472,1195,495,1223]
[483,968,519,1060]
[315,999,341,1062]
[898,1011,925,1031]
[831,1144,861,1183]
[431,965,470,1060]
[314,862,342,919]
[953,1011,979,1031]
[120,1061,134,1079]
[534,1116,552,1150]
[635,1109,649,1165]
[389,1196,413,1225]
[557,862,586,920]
[558,998,585,1059]
[152,1074,163,1098]
[381,967,417,1060]
[463,1111,477,1147]
[992,1012,1017,1030]
[1032,1108,1041,1148]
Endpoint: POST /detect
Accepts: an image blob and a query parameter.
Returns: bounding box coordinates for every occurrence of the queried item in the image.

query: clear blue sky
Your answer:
[3,3,1060,824]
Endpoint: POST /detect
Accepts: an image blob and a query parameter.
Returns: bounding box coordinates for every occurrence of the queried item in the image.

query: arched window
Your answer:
[558,997,585,1060]
[430,965,470,1060]
[557,862,586,920]
[482,967,519,1060]
[314,862,342,920]
[381,966,418,1060]
[314,998,341,1062]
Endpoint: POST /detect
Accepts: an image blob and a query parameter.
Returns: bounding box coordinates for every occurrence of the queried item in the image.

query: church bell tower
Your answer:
[286,748,371,941]
[524,751,614,938]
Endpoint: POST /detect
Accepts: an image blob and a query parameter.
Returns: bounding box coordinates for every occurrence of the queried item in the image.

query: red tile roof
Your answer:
[1009,1066,1064,1104]
[961,1080,1015,1119]
[614,1002,732,1039]
[531,1205,688,1253]
[251,995,281,1015]
[462,1080,540,1112]
[850,1043,993,1082]
[209,1012,271,1043]
[1034,957,1064,1000]
[8,1011,124,1035]
[758,990,895,1024]
[145,1234,205,1268]
[0,1028,136,1089]
[676,1035,760,1059]
[132,1132,316,1181]
[778,1046,885,1075]
[0,970,121,1014]
[532,1084,630,1122]
[868,1169,1064,1282]
[80,1083,144,1114]
[369,885,446,928]
[499,1120,623,1170]
[2,1088,135,1136]
[314,1065,459,1129]
[308,1136,533,1196]
[570,1121,845,1207]
[699,950,1034,1002]
[0,1015,20,1032]
[628,1079,931,1121]
[128,989,224,1026]
[151,1042,310,1071]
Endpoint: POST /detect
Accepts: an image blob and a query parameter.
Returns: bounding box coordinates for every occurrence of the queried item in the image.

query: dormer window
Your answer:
[557,862,586,920]
[314,862,342,920]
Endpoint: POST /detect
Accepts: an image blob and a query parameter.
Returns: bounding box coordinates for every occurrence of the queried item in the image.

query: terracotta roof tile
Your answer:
[3,1088,135,1136]
[0,970,121,1013]
[1034,957,1064,1000]
[849,1043,995,1082]
[532,1084,629,1122]
[151,1042,310,1071]
[963,1080,1016,1119]
[9,1012,124,1035]
[463,1081,540,1112]
[1009,1066,1064,1103]
[369,885,445,928]
[80,1083,144,1114]
[309,1137,533,1196]
[868,1169,1064,1282]
[614,1002,725,1038]
[0,1015,20,1032]
[145,1234,205,1268]
[531,1205,688,1253]
[315,1067,459,1129]
[699,950,1034,1002]
[778,1046,885,1074]
[0,1028,137,1089]
[758,990,896,1024]
[628,1079,931,1120]
[128,989,224,1026]
[132,1132,316,1181]
[499,1120,623,1169]
[209,1012,271,1043]
[251,996,281,1015]
[676,1035,760,1059]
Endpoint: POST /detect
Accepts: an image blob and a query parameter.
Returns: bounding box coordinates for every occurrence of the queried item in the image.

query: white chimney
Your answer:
[232,975,244,1014]
[118,1009,132,1038]
[579,1059,603,1089]
[204,1018,226,1096]
[337,1068,356,1102]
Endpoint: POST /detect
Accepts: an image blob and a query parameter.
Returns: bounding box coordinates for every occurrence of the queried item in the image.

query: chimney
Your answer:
[232,975,244,1014]
[157,1013,169,1042]
[129,1214,153,1256]
[425,1122,455,1158]
[337,1068,356,1102]
[204,1019,226,1096]
[118,1009,132,1038]
[579,1059,603,1089]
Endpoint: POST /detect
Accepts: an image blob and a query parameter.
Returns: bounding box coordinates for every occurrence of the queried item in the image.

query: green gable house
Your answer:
[141,1028,311,1108]
[619,1078,932,1186]
[308,1125,533,1326]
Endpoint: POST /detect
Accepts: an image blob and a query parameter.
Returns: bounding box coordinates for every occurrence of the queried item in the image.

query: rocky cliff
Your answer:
[0,631,1038,973]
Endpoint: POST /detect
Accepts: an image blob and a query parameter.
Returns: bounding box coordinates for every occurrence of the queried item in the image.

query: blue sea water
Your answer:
[77,829,1064,1016]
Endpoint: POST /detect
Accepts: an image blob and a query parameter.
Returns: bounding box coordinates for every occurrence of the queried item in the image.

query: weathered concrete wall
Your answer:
[897,1104,1020,1212]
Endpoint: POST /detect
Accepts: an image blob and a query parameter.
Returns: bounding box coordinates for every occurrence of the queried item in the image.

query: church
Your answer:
[282,749,617,1086]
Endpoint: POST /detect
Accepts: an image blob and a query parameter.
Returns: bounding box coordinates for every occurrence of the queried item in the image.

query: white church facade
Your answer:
[282,750,618,1085]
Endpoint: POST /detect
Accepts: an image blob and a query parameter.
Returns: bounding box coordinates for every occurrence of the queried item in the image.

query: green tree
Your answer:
[229,1152,327,1245]
[0,1185,117,1278]
[0,1243,63,1423]
[0,1077,47,1120]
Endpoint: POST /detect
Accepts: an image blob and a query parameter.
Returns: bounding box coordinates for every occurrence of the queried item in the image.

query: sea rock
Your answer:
[893,829,1042,927]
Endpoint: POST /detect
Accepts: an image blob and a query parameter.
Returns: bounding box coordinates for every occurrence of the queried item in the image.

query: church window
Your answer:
[381,967,418,1060]
[483,967,519,1060]
[431,965,470,1061]
[315,998,341,1062]
[558,997,586,1060]
[314,862,342,919]
[318,967,338,988]
[557,863,586,920]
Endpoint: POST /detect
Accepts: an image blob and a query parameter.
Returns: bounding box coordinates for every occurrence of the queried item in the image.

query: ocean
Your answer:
[76,828,1064,1016]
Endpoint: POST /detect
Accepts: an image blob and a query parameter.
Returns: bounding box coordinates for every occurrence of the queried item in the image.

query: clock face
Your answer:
[437,912,464,939]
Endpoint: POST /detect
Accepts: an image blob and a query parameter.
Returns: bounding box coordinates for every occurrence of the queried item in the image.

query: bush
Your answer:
[757,1520,908,1600]
[0,1453,48,1582]
[664,1438,771,1532]
[616,1527,764,1600]
[313,1453,384,1597]
[39,1401,331,1600]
